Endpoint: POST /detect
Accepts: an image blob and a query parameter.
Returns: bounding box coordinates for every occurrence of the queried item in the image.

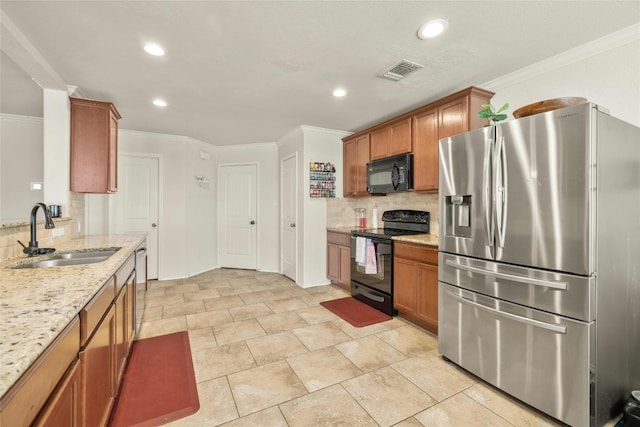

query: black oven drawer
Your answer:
[351,282,395,316]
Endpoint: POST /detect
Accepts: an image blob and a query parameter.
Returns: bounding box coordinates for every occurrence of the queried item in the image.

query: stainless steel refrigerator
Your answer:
[438,102,640,427]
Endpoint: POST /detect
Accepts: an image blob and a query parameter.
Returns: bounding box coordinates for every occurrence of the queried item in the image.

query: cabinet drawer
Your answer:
[0,317,80,427]
[327,231,351,246]
[115,254,135,294]
[81,278,114,346]
[394,242,438,264]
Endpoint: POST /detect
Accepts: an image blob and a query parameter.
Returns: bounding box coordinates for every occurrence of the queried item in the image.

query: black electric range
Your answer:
[350,210,430,315]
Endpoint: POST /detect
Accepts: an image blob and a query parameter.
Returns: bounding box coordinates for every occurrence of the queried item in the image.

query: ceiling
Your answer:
[1,1,639,146]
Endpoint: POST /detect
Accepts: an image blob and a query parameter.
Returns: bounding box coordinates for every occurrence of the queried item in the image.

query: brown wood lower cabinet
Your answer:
[393,242,439,334]
[80,304,116,427]
[33,360,81,427]
[327,231,351,291]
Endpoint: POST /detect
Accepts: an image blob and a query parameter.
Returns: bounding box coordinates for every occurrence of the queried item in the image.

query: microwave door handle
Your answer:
[392,164,400,191]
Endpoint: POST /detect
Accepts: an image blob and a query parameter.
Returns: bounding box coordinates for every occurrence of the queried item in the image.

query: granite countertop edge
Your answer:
[0,233,147,399]
[326,227,440,247]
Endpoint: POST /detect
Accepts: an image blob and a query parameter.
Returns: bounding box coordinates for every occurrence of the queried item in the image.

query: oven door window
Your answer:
[351,239,392,295]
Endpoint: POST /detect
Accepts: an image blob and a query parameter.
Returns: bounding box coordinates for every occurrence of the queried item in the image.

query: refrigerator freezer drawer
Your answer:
[439,282,593,427]
[439,253,595,321]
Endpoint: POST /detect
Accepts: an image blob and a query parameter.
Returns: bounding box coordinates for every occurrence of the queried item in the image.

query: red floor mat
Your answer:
[109,331,199,427]
[320,297,392,327]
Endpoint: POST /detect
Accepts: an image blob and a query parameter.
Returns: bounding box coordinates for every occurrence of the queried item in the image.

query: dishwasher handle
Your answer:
[135,247,147,258]
[447,290,567,334]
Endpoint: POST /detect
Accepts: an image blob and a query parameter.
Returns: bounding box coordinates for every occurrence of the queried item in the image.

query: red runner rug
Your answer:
[320,297,392,327]
[109,331,199,427]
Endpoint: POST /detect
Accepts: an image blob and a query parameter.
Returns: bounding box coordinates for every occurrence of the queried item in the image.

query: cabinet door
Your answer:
[80,304,116,427]
[389,118,411,156]
[115,286,126,384]
[338,245,351,288]
[70,98,120,194]
[327,242,339,282]
[343,139,357,197]
[412,109,439,191]
[394,258,418,313]
[354,134,370,195]
[439,96,469,139]
[108,112,118,192]
[370,127,390,161]
[33,360,81,427]
[417,263,439,334]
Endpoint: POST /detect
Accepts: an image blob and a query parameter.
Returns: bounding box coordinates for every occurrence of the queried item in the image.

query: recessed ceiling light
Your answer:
[417,19,449,39]
[153,99,167,107]
[144,43,166,56]
[333,88,347,97]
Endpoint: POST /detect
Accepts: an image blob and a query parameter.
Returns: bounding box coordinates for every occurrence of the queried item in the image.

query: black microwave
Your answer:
[366,153,413,194]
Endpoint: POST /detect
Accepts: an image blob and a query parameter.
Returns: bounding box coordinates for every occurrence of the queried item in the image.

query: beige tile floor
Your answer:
[137,268,564,427]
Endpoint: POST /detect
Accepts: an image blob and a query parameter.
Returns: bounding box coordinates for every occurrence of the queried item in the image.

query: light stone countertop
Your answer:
[393,233,439,247]
[0,233,146,399]
[327,227,440,247]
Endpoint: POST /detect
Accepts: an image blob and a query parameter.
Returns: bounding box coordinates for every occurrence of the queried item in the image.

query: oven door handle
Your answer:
[354,286,385,303]
[447,290,567,334]
[445,259,568,290]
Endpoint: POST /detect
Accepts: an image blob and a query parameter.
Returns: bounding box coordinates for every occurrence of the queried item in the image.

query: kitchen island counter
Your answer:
[0,233,146,399]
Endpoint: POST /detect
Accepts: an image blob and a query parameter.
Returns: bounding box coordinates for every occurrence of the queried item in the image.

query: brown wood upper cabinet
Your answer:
[412,87,493,192]
[343,133,370,197]
[70,97,121,194]
[343,86,493,196]
[370,117,412,161]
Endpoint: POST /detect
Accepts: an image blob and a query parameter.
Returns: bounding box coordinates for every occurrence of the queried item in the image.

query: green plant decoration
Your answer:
[478,102,509,123]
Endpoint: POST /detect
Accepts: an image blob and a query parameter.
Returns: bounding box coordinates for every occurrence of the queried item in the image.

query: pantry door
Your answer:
[110,154,159,280]
[218,164,257,269]
[281,154,297,281]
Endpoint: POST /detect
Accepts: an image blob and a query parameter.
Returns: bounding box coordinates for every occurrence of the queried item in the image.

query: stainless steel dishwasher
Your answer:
[134,241,147,337]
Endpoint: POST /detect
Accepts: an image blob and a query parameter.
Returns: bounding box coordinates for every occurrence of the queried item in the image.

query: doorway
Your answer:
[281,154,297,281]
[109,153,159,280]
[218,163,257,269]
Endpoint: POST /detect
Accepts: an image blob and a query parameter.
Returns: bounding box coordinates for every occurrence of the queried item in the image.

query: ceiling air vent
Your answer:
[380,59,424,81]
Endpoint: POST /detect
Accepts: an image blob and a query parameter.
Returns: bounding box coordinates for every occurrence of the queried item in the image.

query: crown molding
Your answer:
[482,23,640,91]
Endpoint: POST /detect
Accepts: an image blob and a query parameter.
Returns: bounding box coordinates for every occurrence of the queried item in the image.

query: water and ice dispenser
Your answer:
[445,195,472,238]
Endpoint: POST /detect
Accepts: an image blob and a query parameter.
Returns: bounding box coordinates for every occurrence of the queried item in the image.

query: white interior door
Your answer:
[110,154,159,280]
[218,164,257,269]
[282,155,297,280]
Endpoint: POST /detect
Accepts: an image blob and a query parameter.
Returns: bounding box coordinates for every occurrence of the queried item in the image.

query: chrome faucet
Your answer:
[17,202,56,257]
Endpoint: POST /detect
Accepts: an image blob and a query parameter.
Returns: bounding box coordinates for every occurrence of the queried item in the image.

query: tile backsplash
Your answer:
[0,193,85,262]
[327,192,439,237]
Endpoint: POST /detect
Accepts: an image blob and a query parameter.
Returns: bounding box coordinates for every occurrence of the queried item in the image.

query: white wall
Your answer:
[0,114,43,221]
[484,26,640,127]
[217,143,280,273]
[301,126,350,286]
[184,142,217,276]
[277,126,350,287]
[113,130,219,280]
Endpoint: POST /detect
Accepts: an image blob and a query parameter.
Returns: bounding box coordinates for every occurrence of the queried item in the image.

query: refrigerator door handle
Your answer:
[494,125,507,249]
[484,131,494,255]
[447,290,567,334]
[444,259,568,290]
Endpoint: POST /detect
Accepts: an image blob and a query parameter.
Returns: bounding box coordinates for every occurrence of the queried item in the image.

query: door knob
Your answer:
[250,220,256,225]
[290,223,296,227]
[151,223,157,228]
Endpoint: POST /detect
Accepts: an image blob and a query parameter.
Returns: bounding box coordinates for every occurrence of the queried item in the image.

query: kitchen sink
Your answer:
[50,249,119,260]
[9,248,120,269]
